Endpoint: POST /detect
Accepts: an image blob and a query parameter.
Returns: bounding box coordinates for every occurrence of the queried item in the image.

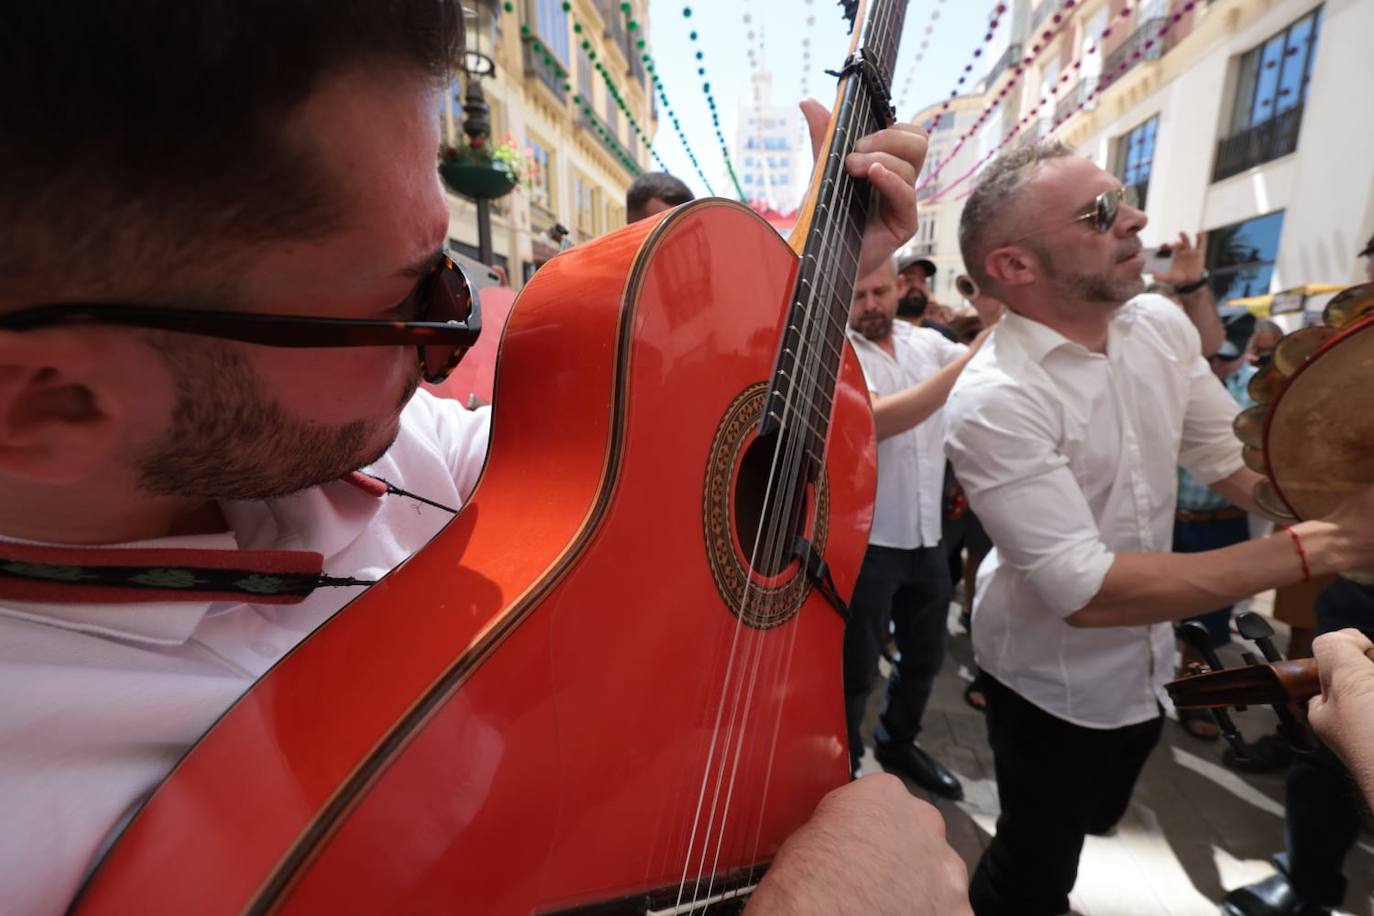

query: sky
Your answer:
[647,0,1000,201]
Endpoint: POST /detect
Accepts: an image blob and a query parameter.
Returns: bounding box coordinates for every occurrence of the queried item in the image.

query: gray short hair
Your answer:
[958,140,1076,293]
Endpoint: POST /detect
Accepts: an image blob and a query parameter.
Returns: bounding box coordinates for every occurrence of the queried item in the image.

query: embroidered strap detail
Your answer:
[0,542,373,605]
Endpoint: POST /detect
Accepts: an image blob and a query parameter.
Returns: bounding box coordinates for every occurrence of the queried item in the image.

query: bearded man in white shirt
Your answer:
[942,141,1374,916]
[843,260,986,799]
[0,3,974,914]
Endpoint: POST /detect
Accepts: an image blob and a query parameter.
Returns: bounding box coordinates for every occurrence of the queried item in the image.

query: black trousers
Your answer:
[969,674,1164,916]
[841,542,952,772]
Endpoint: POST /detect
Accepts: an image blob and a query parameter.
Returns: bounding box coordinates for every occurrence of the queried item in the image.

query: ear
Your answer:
[984,244,1039,290]
[0,332,123,483]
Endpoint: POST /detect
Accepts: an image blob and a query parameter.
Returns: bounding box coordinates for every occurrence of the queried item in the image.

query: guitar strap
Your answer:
[0,472,456,605]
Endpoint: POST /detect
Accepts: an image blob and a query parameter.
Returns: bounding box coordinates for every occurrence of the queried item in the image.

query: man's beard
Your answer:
[1032,242,1144,305]
[852,311,894,341]
[136,337,411,500]
[896,289,929,319]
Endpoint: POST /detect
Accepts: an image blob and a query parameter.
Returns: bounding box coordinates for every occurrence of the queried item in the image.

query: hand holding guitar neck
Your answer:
[1308,628,1374,806]
[799,98,928,279]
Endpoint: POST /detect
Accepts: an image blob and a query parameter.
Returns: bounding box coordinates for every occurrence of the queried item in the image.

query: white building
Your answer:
[733,61,807,213]
[906,0,1374,311]
[1055,0,1374,303]
[901,94,989,304]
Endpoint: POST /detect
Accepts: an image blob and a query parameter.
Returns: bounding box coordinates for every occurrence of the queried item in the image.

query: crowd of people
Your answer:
[843,142,1374,915]
[2,2,1374,915]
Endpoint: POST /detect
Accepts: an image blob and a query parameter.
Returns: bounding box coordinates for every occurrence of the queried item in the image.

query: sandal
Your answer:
[1178,707,1221,741]
[963,679,988,714]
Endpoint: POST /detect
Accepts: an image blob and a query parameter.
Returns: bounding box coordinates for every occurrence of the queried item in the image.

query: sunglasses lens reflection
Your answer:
[419,264,474,383]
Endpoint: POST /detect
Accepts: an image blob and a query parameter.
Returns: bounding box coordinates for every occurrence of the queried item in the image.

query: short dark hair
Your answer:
[626,172,695,222]
[958,141,1075,294]
[0,0,464,297]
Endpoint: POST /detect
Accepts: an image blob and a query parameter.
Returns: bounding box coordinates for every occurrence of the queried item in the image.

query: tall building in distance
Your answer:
[733,57,807,215]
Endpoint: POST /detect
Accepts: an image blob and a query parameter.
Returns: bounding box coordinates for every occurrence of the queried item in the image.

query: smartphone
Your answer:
[1143,245,1173,275]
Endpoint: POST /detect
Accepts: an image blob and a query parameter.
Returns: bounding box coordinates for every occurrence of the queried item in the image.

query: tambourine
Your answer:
[1234,282,1374,565]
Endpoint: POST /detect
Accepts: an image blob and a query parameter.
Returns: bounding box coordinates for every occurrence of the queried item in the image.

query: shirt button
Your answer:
[251,640,280,659]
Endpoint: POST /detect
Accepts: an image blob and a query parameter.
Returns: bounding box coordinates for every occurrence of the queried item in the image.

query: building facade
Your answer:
[904,0,1374,309]
[441,0,657,286]
[903,94,988,303]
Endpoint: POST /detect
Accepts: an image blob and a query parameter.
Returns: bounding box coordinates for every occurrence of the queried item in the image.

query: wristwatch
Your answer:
[1174,271,1210,295]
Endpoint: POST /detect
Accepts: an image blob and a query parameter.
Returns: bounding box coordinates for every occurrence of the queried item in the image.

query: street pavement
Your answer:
[853,595,1374,916]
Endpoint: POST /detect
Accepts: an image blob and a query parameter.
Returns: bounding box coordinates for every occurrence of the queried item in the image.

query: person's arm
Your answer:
[1066,516,1355,626]
[745,775,972,915]
[1155,231,1222,357]
[871,330,988,441]
[947,377,1374,629]
[1308,628,1374,807]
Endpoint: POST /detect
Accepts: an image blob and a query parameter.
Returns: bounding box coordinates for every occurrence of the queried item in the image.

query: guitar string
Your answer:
[705,0,893,896]
[691,1,898,903]
[734,0,897,879]
[678,80,871,915]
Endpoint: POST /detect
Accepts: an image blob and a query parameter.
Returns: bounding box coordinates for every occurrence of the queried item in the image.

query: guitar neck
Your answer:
[763,0,906,467]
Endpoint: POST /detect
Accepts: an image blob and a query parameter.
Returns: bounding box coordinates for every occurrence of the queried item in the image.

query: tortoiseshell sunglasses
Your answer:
[0,250,481,384]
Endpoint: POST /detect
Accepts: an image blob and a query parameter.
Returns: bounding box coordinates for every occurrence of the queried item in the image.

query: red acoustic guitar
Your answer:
[70,1,905,912]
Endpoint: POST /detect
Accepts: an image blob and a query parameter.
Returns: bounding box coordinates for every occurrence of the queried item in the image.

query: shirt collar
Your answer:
[998,298,1148,363]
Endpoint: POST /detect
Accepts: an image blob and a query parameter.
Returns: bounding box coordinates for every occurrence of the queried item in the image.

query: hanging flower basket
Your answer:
[439,161,517,199]
[438,136,523,200]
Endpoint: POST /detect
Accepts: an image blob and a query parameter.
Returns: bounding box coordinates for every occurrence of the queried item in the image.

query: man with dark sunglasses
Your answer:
[941,141,1374,916]
[0,2,970,914]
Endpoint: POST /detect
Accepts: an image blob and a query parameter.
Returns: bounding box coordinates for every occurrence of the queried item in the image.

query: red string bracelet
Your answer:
[1284,526,1311,582]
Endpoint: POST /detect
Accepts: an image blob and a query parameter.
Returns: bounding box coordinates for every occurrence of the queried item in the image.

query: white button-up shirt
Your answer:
[944,294,1244,728]
[0,391,490,916]
[848,320,968,550]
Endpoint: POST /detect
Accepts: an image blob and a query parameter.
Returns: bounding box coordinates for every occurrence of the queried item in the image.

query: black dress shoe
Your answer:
[873,742,964,801]
[1219,873,1332,916]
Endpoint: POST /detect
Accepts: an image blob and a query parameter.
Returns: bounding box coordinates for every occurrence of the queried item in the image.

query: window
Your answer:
[1205,210,1286,303]
[533,0,569,63]
[931,111,955,132]
[526,135,554,215]
[573,172,598,241]
[1214,7,1321,181]
[578,44,594,103]
[1112,116,1158,208]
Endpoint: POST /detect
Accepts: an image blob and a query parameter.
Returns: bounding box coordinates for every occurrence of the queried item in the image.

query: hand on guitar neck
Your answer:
[746,774,972,916]
[1308,628,1374,807]
[799,98,929,280]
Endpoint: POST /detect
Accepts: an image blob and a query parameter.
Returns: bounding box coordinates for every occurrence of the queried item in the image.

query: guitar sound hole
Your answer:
[732,430,809,578]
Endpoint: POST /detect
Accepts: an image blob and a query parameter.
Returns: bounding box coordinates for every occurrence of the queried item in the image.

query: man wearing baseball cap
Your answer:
[895,254,958,342]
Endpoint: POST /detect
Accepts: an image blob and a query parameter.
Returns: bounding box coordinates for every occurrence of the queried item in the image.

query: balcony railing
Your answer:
[909,240,937,257]
[1054,77,1096,122]
[1212,102,1305,182]
[579,106,635,173]
[522,36,566,102]
[987,43,1022,87]
[1103,18,1167,83]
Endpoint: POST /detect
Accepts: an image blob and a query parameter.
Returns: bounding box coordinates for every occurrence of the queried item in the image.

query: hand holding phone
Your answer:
[1143,245,1173,275]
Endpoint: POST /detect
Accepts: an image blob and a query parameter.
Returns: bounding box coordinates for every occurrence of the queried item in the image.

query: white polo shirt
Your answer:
[0,390,490,916]
[847,320,967,550]
[944,295,1243,728]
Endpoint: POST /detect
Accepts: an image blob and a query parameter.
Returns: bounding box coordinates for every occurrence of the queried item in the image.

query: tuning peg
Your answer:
[1236,611,1284,663]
